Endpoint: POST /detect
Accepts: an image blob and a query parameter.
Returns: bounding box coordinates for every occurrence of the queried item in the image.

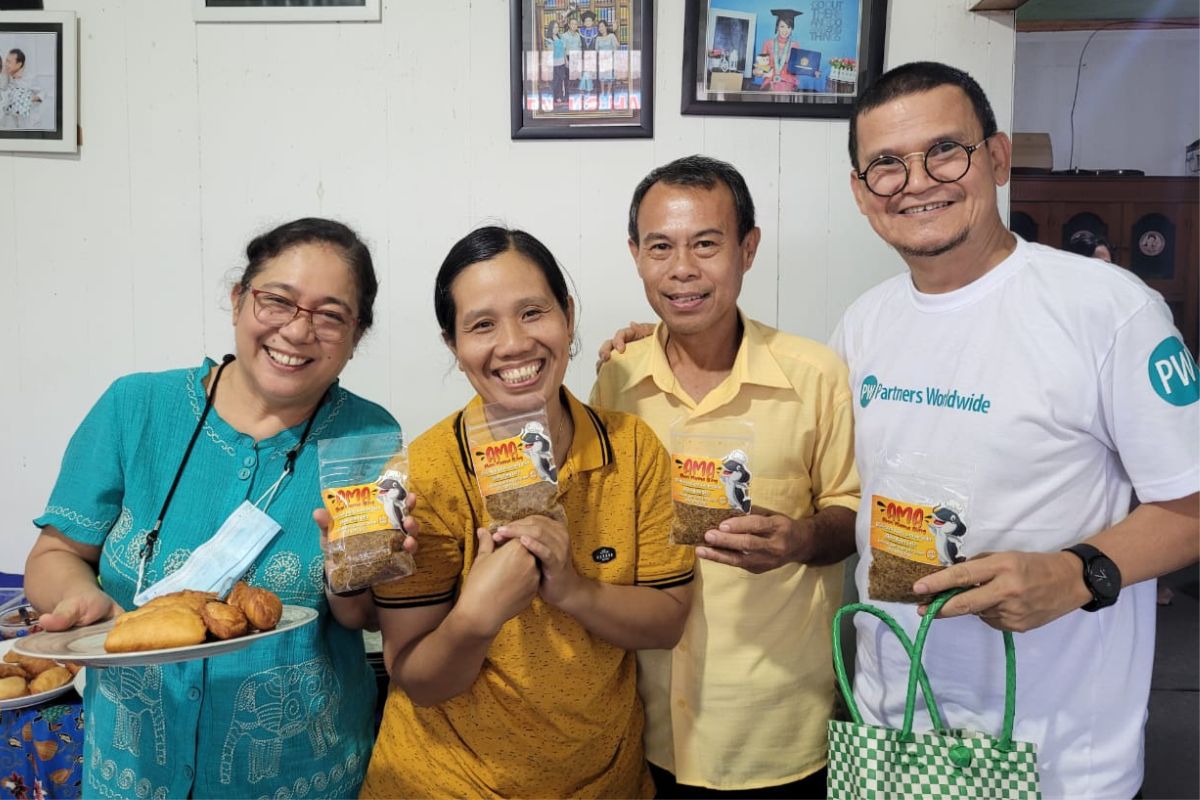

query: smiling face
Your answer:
[4,52,19,76]
[850,84,1011,263]
[776,19,792,38]
[629,181,759,339]
[229,241,359,414]
[447,249,574,413]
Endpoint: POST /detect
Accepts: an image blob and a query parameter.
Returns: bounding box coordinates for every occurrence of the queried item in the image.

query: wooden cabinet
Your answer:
[1011,176,1199,358]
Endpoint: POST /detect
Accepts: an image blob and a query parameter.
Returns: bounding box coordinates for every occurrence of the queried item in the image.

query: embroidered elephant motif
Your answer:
[219,657,342,785]
[98,665,168,765]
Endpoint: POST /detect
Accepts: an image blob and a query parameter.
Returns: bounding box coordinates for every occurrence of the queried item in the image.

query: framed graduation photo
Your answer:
[510,0,654,140]
[682,0,886,119]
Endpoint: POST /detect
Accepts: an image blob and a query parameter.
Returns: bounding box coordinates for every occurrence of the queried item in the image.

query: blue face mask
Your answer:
[133,468,291,606]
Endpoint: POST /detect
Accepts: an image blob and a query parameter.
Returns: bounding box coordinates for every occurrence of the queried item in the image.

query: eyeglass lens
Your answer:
[865,141,974,197]
[253,291,352,343]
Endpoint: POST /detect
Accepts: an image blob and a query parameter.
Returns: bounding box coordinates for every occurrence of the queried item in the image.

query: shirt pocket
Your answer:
[751,475,813,521]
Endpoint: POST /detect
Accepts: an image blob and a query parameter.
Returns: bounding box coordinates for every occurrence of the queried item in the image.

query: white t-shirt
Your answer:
[830,236,1199,800]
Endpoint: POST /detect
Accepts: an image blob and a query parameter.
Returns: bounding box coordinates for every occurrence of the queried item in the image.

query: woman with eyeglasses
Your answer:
[23,217,413,799]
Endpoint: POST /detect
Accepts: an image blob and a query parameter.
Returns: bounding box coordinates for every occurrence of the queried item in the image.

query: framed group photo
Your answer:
[682,0,886,118]
[193,0,382,23]
[510,0,653,139]
[0,10,77,154]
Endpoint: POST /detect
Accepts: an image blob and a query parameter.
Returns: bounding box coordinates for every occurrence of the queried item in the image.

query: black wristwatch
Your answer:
[1062,543,1121,611]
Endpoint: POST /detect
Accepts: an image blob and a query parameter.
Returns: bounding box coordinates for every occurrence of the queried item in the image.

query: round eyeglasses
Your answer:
[856,137,992,198]
[249,288,358,344]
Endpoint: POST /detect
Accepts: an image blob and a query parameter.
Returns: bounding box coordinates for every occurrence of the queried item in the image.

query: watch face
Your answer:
[1088,558,1120,600]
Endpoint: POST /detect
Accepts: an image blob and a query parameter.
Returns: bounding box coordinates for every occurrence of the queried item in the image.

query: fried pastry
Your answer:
[201,601,248,640]
[104,605,207,653]
[0,675,27,700]
[0,663,28,680]
[28,666,72,694]
[140,590,218,615]
[236,588,282,631]
[227,581,251,609]
[3,651,58,677]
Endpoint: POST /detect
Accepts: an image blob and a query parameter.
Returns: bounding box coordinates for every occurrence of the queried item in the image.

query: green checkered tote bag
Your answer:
[827,592,1041,799]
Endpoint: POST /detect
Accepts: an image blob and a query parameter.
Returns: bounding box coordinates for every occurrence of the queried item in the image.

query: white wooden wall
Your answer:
[1015,28,1199,175]
[0,0,1014,573]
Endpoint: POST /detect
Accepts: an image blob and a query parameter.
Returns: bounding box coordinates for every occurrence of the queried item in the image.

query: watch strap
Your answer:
[1063,543,1117,611]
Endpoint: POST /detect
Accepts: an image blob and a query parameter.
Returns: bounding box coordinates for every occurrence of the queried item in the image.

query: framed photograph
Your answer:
[193,0,381,23]
[0,11,77,154]
[510,0,653,140]
[682,0,886,118]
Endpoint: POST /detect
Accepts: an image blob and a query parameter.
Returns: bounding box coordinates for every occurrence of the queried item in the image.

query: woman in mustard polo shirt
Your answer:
[360,226,695,799]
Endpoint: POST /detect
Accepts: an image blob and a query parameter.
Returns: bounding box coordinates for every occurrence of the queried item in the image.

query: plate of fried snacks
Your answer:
[13,583,316,668]
[0,638,80,710]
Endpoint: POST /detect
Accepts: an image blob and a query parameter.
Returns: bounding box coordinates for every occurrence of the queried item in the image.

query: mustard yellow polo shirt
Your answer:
[591,316,860,790]
[364,389,695,800]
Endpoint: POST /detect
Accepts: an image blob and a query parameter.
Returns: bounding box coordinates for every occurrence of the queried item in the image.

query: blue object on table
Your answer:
[0,695,83,799]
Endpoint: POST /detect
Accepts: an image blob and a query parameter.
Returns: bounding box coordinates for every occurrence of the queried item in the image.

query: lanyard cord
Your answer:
[139,355,325,564]
[140,354,234,564]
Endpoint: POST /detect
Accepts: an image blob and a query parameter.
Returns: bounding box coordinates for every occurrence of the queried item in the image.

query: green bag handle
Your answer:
[832,590,1018,752]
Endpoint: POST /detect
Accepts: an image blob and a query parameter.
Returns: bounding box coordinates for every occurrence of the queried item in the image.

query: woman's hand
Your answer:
[313,492,420,557]
[456,527,540,637]
[492,515,583,609]
[40,589,122,632]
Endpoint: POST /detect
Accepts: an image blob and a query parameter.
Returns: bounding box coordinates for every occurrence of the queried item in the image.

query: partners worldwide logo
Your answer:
[1148,337,1198,407]
[859,374,991,415]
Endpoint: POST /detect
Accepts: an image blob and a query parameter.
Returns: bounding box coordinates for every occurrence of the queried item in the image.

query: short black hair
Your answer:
[434,226,573,344]
[628,155,756,244]
[238,217,379,333]
[849,61,998,169]
[1066,229,1111,258]
[582,11,596,22]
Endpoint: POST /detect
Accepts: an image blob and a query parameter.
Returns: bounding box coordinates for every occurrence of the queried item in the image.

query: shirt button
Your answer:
[187,687,200,701]
[183,765,194,780]
[237,467,252,480]
[243,455,256,467]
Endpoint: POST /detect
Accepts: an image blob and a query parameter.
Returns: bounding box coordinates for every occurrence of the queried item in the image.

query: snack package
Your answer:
[318,432,415,594]
[463,403,566,528]
[669,420,754,546]
[867,451,973,604]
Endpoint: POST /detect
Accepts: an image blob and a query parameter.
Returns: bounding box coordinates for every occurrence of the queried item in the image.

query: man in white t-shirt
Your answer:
[831,60,1199,799]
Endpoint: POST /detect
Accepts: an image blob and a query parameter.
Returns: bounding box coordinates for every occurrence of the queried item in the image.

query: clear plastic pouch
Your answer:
[463,403,566,528]
[318,431,415,594]
[867,451,973,604]
[668,419,754,546]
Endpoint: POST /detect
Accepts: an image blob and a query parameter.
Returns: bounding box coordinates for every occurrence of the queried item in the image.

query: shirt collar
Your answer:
[617,313,793,400]
[456,387,613,477]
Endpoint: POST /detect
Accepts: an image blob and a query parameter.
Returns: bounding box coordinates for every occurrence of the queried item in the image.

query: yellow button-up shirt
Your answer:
[591,315,860,790]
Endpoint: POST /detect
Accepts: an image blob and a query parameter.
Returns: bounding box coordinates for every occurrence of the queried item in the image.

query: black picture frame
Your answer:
[510,0,653,140]
[0,10,77,153]
[681,0,886,119]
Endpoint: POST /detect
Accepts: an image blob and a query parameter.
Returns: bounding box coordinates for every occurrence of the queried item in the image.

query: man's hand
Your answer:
[695,508,816,574]
[595,321,655,372]
[695,504,855,573]
[914,550,1092,632]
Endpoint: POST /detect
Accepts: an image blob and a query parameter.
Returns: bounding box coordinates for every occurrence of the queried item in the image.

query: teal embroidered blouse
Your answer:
[34,358,398,800]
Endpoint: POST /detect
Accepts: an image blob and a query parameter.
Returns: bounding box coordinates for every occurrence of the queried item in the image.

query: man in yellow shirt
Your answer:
[592,154,860,798]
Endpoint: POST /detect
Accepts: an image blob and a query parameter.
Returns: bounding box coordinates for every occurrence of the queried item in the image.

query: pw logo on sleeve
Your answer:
[1148,337,1198,407]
